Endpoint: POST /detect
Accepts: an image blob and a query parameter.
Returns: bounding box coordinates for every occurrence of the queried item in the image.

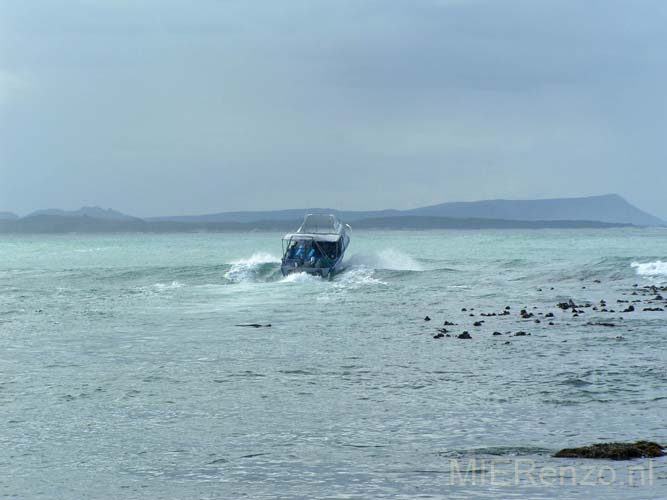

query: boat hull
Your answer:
[280,257,345,278]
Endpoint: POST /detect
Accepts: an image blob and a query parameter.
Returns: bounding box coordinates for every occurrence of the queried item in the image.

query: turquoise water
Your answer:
[2,229,667,499]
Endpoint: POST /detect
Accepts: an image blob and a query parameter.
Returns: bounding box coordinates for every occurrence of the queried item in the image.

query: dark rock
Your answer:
[424,316,431,321]
[461,308,467,312]
[553,441,665,460]
[557,300,577,311]
[457,332,472,339]
[505,306,511,310]
[443,321,455,326]
[514,331,529,336]
[534,319,541,324]
[437,328,449,334]
[622,305,635,313]
[235,323,270,328]
[593,279,601,284]
[503,341,511,345]
[548,322,554,325]
[545,312,554,318]
[644,307,664,312]
[586,322,616,327]
[520,308,534,319]
[492,331,502,336]
[433,333,444,339]
[473,321,483,327]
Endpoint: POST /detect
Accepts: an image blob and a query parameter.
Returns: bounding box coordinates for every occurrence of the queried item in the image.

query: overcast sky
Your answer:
[1,0,666,218]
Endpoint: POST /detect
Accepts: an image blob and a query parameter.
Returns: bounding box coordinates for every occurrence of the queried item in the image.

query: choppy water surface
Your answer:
[1,229,667,499]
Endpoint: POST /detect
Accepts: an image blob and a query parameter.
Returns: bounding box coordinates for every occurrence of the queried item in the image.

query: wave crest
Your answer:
[345,249,423,271]
[631,260,667,277]
[224,253,281,283]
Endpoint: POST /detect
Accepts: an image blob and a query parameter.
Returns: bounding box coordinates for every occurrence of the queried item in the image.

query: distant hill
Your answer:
[0,214,633,233]
[27,206,137,221]
[149,194,664,227]
[2,195,662,233]
[0,211,19,220]
[404,194,664,226]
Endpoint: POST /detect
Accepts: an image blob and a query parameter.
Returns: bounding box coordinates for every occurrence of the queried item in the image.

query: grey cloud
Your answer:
[1,0,665,218]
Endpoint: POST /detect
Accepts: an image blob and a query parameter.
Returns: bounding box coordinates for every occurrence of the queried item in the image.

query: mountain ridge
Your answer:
[148,194,664,227]
[0,214,635,233]
[27,206,139,221]
[5,194,665,231]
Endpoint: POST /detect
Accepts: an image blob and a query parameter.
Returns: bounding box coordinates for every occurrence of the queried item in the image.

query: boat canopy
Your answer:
[282,233,341,242]
[297,214,342,235]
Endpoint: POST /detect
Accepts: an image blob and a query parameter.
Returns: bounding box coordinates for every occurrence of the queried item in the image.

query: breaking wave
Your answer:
[281,272,321,284]
[334,266,387,288]
[345,249,423,272]
[631,260,667,278]
[224,253,281,283]
[223,249,420,286]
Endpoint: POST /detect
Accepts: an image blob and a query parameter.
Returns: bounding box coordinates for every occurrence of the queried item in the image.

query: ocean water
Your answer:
[1,229,667,499]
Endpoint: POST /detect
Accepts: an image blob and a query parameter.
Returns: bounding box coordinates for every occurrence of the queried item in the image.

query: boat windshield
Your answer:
[282,237,340,268]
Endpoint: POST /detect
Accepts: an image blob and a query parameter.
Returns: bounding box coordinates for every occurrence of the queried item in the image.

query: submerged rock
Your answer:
[586,322,616,327]
[554,441,665,460]
[235,323,271,328]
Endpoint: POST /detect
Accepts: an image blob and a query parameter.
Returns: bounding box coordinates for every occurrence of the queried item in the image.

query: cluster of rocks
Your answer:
[426,280,666,341]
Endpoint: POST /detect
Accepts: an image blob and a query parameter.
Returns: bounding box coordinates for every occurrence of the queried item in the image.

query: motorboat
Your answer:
[281,214,351,277]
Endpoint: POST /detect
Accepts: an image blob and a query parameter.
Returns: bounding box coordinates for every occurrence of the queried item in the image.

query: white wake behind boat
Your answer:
[281,214,351,278]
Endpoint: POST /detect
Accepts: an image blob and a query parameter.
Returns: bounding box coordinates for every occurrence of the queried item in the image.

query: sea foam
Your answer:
[224,252,281,283]
[631,260,667,277]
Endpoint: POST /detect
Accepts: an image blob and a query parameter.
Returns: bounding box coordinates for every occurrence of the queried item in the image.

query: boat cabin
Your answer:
[280,214,351,276]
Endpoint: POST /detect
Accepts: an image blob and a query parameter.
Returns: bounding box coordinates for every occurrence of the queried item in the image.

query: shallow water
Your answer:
[1,229,667,499]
